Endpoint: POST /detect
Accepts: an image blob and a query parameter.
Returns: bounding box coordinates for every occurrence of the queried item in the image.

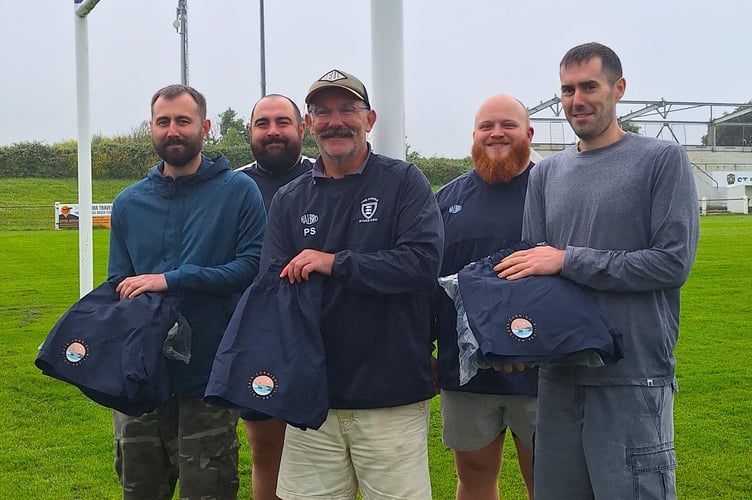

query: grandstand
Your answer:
[529,97,752,213]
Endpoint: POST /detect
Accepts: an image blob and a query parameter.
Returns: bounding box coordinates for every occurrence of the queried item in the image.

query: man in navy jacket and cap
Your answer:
[262,69,443,500]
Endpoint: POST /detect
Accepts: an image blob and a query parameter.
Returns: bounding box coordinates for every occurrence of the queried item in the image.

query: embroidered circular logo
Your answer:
[507,316,536,341]
[249,373,277,399]
[64,340,88,365]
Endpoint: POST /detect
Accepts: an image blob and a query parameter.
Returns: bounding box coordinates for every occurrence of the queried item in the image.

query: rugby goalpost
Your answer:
[73,0,101,297]
[71,0,407,297]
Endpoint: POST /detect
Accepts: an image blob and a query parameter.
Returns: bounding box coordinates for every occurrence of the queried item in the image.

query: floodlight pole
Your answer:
[370,0,405,159]
[73,0,101,297]
[176,0,189,85]
[259,0,266,97]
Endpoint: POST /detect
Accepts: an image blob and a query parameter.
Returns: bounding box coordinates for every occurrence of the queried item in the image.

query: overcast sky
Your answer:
[1,0,750,158]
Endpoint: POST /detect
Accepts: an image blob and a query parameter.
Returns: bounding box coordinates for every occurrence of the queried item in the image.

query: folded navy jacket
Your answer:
[35,281,180,416]
[458,241,622,368]
[205,269,328,430]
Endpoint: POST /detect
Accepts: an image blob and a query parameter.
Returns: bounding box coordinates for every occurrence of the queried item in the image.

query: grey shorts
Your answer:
[440,389,536,451]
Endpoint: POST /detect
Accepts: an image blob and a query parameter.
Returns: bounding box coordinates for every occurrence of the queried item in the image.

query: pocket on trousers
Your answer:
[627,442,677,500]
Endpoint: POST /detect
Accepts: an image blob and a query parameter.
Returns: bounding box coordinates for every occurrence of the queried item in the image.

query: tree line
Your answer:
[0,108,471,186]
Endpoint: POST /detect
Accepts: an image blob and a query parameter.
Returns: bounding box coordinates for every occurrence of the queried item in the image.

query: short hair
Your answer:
[150,84,207,121]
[560,42,623,86]
[251,94,303,126]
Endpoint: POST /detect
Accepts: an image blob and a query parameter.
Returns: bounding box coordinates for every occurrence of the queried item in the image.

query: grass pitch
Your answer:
[0,179,750,498]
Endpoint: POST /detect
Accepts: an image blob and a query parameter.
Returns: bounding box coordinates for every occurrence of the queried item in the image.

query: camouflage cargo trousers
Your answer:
[113,398,240,500]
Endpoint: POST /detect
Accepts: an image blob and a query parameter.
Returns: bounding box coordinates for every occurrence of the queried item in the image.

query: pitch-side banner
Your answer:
[55,202,112,230]
[712,171,752,188]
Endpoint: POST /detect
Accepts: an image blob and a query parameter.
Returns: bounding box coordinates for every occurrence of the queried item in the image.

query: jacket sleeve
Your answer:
[331,165,445,294]
[107,196,135,284]
[561,145,699,292]
[164,177,267,295]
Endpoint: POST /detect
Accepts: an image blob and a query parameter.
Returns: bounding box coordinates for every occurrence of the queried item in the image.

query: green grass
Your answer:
[1,179,750,498]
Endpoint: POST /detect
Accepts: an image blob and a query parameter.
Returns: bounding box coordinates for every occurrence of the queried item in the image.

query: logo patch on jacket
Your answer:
[448,204,462,214]
[300,213,318,225]
[359,197,379,223]
[507,315,537,341]
[249,372,278,399]
[63,339,89,365]
[300,213,318,236]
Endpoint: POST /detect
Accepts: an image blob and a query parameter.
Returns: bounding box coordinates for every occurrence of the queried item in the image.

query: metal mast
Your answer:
[175,0,189,85]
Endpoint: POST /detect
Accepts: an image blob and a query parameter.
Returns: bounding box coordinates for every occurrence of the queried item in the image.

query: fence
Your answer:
[0,205,54,231]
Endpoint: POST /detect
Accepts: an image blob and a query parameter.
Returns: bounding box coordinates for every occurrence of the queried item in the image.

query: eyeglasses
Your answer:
[309,104,369,120]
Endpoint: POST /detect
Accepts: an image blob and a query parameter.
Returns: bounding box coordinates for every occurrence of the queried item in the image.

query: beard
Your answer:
[153,132,203,168]
[471,137,530,185]
[251,136,302,174]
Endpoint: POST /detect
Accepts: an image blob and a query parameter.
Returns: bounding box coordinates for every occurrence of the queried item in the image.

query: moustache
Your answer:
[261,137,288,147]
[318,126,355,139]
[164,137,187,146]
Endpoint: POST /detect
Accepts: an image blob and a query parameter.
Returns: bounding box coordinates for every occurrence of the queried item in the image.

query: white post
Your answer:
[74,0,101,297]
[370,0,406,160]
[743,196,749,215]
[701,196,707,216]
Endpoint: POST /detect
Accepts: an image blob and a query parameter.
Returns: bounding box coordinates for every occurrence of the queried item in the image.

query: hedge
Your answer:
[0,141,471,186]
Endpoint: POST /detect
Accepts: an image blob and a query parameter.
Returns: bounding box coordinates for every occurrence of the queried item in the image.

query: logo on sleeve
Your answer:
[359,197,379,223]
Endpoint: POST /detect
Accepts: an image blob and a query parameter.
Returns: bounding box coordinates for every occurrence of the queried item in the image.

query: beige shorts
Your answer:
[276,401,432,500]
[440,389,536,451]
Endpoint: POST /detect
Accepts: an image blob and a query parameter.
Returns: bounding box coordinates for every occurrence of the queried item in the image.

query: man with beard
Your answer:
[236,94,314,500]
[495,43,699,499]
[108,84,266,499]
[238,94,314,212]
[433,94,536,500]
[262,69,443,499]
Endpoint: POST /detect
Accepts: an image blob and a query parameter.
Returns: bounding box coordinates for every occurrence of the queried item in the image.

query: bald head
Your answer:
[474,94,530,130]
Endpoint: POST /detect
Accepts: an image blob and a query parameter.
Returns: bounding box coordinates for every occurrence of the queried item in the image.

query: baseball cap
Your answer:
[305,69,370,108]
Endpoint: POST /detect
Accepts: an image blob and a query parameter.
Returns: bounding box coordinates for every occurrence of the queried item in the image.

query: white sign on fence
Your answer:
[54,202,112,230]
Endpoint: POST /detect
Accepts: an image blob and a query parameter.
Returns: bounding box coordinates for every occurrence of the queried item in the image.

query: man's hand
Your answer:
[280,249,335,283]
[116,274,168,299]
[493,245,565,280]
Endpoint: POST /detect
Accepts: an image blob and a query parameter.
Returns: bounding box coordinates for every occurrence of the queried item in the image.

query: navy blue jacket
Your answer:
[206,270,328,430]
[108,154,266,397]
[433,166,538,396]
[459,244,623,367]
[237,157,314,212]
[36,281,179,416]
[260,153,444,409]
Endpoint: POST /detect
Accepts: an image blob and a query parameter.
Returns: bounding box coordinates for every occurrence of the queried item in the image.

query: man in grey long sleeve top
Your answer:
[495,42,699,500]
